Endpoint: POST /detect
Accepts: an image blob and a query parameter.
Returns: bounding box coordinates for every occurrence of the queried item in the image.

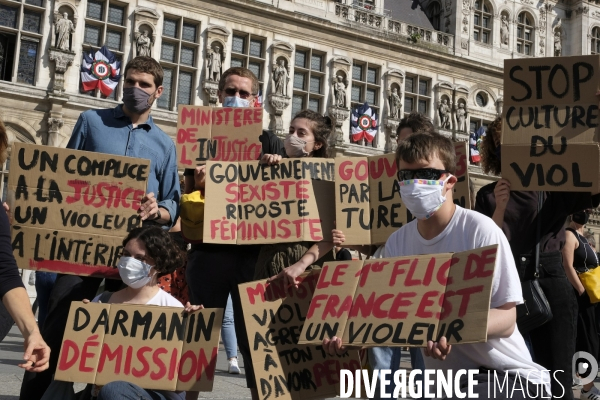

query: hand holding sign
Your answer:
[425,337,452,360]
[138,192,159,221]
[323,336,348,356]
[194,166,206,191]
[493,179,511,212]
[260,153,283,165]
[332,229,346,246]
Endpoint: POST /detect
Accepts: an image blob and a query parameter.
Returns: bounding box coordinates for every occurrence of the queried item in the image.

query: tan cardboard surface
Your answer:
[176,105,263,168]
[8,143,149,277]
[335,157,372,245]
[239,271,362,400]
[335,155,409,246]
[55,302,108,384]
[503,55,600,145]
[501,143,600,192]
[298,260,364,344]
[55,302,222,392]
[453,142,472,209]
[203,159,335,244]
[298,246,498,347]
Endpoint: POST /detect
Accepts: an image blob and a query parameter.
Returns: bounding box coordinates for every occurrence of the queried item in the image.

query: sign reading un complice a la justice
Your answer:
[502,55,600,191]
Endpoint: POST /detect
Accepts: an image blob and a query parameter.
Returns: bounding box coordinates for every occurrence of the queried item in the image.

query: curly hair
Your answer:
[122,226,186,274]
[292,109,331,158]
[480,117,502,176]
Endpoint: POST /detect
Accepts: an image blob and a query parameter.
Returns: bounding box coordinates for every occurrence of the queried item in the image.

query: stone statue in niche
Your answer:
[333,75,347,108]
[554,31,562,56]
[272,59,289,97]
[54,12,75,52]
[438,98,451,129]
[456,103,468,132]
[500,15,509,45]
[207,44,223,82]
[388,88,401,119]
[134,29,154,57]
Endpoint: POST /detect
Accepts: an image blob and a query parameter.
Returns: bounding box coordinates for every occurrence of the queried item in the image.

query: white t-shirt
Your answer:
[92,288,184,307]
[385,206,550,393]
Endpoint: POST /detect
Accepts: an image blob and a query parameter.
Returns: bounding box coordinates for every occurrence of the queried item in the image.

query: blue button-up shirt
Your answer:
[67,105,180,227]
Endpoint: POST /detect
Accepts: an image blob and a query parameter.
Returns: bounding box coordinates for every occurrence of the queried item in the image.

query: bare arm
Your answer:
[268,241,335,287]
[563,230,585,295]
[2,287,50,372]
[487,302,517,339]
[492,179,511,228]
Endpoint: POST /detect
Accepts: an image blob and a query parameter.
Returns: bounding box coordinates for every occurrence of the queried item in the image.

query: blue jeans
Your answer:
[35,272,57,329]
[222,294,238,359]
[367,347,426,399]
[97,381,184,400]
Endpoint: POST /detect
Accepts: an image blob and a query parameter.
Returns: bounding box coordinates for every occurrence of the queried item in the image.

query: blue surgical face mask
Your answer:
[222,96,250,107]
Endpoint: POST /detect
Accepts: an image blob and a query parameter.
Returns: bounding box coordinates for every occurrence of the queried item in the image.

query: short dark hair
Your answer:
[219,67,260,95]
[124,56,163,87]
[480,117,502,176]
[395,132,457,174]
[397,112,435,136]
[292,109,331,158]
[122,226,186,275]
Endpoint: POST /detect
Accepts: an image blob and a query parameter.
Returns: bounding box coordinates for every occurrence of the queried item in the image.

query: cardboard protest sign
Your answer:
[8,143,149,278]
[453,141,471,209]
[176,105,263,169]
[240,271,363,400]
[335,154,409,246]
[55,302,222,392]
[298,245,497,346]
[203,159,335,244]
[502,55,600,191]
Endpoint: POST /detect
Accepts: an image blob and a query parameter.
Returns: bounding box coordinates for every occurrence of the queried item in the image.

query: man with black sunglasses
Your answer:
[182,67,284,400]
[325,132,550,399]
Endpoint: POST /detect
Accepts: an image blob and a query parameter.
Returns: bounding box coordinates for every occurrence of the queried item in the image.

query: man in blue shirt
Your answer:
[20,56,180,400]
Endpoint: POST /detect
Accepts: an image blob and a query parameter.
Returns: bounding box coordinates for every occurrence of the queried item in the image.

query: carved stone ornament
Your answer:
[462,0,470,15]
[49,48,75,95]
[203,80,219,106]
[268,94,291,135]
[203,25,230,106]
[593,11,600,19]
[384,118,399,153]
[330,56,351,110]
[328,106,350,147]
[461,39,469,49]
[435,81,454,130]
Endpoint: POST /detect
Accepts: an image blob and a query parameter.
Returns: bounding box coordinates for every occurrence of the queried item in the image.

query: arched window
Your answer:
[592,27,600,54]
[476,92,488,107]
[517,12,534,55]
[473,1,492,44]
[427,1,442,31]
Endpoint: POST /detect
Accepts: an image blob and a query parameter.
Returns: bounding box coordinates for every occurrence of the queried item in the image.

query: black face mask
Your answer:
[573,211,589,225]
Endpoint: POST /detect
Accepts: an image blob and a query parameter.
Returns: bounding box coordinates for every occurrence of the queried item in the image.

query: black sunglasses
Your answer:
[224,87,254,99]
[397,168,449,182]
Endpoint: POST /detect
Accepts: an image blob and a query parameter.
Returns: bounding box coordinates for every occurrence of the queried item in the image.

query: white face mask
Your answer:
[284,134,312,157]
[399,177,451,220]
[222,96,250,107]
[117,256,153,289]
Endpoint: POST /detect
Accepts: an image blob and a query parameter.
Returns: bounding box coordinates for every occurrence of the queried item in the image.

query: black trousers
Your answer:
[19,274,122,400]
[520,252,578,400]
[186,244,260,389]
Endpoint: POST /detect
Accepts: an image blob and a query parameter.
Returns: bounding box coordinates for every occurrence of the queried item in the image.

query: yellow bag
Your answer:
[579,266,600,303]
[180,190,205,243]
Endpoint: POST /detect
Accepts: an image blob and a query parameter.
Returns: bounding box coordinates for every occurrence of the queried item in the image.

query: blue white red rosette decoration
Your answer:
[81,46,121,96]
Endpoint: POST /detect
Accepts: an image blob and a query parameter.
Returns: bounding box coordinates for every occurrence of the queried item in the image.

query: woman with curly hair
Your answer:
[89,226,201,400]
[475,116,600,400]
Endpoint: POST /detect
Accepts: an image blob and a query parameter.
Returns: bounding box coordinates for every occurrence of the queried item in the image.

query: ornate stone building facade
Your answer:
[0,0,598,239]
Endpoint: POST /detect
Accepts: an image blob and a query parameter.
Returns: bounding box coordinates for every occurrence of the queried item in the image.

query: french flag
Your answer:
[81,46,121,96]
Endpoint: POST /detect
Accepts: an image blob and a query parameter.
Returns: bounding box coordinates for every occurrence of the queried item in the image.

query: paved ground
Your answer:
[0,324,597,399]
